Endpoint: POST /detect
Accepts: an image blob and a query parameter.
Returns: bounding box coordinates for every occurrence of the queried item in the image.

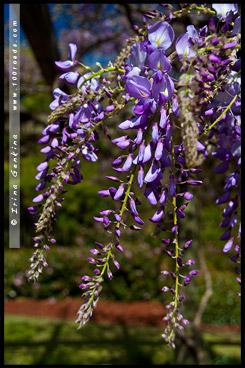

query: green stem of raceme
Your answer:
[174,6,216,16]
[116,172,135,229]
[78,66,125,89]
[200,89,241,138]
[168,131,180,344]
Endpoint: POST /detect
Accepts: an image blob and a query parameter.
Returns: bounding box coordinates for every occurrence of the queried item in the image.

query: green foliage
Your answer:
[21,92,51,114]
[4,316,241,365]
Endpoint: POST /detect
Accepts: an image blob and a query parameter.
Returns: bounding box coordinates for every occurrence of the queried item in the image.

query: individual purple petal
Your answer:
[35,169,47,181]
[106,105,116,112]
[189,270,198,276]
[60,71,79,84]
[118,119,133,130]
[138,166,144,189]
[114,213,121,222]
[68,43,77,61]
[40,146,51,153]
[52,87,68,100]
[112,136,131,149]
[149,206,164,222]
[134,128,143,145]
[116,244,124,252]
[186,180,203,186]
[129,113,149,130]
[103,216,110,228]
[160,105,168,128]
[155,138,164,160]
[133,215,144,225]
[220,229,231,241]
[81,145,98,162]
[216,191,230,205]
[169,174,176,197]
[147,49,171,72]
[176,208,185,218]
[55,60,73,71]
[220,217,230,228]
[148,21,175,50]
[136,141,145,164]
[130,225,143,231]
[152,123,159,144]
[159,188,168,205]
[98,189,110,197]
[87,257,96,265]
[32,194,44,203]
[144,185,158,205]
[142,142,152,164]
[184,275,192,286]
[184,240,192,249]
[114,183,125,201]
[112,156,125,167]
[35,181,46,191]
[231,15,241,35]
[152,72,174,105]
[224,173,239,190]
[51,138,59,148]
[134,98,150,115]
[223,200,238,217]
[223,237,234,252]
[238,222,241,237]
[115,228,121,237]
[175,33,195,59]
[144,159,161,183]
[130,42,147,68]
[126,75,151,99]
[36,161,48,172]
[90,249,101,256]
[177,257,183,267]
[38,135,50,145]
[48,122,61,134]
[129,197,138,217]
[109,187,117,198]
[172,94,179,117]
[100,209,113,216]
[105,176,120,182]
[197,141,205,151]
[171,225,178,233]
[212,3,238,19]
[186,25,198,39]
[184,192,193,200]
[230,213,237,228]
[231,141,241,158]
[122,154,133,172]
[209,54,221,64]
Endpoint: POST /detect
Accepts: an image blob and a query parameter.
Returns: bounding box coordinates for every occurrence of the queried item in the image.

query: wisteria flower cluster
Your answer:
[28,3,241,348]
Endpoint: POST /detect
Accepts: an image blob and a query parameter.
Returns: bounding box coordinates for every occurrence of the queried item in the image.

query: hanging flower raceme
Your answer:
[27,3,241,349]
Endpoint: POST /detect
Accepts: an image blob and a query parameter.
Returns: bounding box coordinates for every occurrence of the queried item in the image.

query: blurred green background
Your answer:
[4,3,241,365]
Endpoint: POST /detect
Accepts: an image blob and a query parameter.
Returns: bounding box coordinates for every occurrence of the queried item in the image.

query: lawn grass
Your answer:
[4,315,241,365]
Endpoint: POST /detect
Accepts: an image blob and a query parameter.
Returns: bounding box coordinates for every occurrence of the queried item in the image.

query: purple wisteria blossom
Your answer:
[55,43,78,70]
[212,3,238,20]
[27,4,241,349]
[148,21,174,51]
